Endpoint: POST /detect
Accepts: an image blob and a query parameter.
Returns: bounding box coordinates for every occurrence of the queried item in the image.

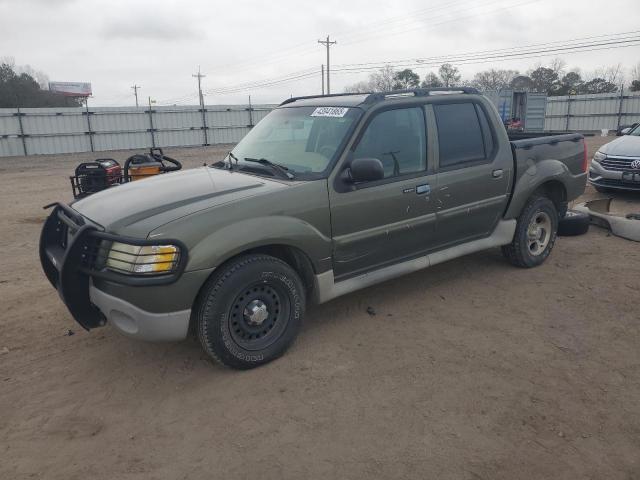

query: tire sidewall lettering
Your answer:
[216,268,301,363]
[261,271,301,319]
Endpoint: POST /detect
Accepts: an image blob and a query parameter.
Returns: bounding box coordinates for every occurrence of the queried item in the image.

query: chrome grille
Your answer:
[600,156,640,172]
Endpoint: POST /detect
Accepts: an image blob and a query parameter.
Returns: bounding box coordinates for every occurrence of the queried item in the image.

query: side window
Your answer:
[434,103,487,169]
[475,104,495,157]
[353,107,426,178]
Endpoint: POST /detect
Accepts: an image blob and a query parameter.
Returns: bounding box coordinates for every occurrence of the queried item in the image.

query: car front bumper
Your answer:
[40,203,209,341]
[589,160,640,191]
[89,284,191,341]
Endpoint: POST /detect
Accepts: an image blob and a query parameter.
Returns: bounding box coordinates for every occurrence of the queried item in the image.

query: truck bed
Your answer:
[510,133,586,178]
[502,132,587,219]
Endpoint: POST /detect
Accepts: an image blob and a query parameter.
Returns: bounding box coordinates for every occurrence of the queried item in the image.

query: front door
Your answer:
[430,101,512,248]
[329,106,438,279]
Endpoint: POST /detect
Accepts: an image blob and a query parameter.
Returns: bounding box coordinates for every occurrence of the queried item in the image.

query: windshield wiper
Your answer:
[244,157,295,179]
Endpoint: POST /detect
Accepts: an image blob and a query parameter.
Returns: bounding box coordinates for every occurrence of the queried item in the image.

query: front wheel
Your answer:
[196,254,305,369]
[502,196,558,268]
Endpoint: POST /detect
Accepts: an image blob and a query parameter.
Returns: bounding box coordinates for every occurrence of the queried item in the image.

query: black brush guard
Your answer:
[39,203,188,330]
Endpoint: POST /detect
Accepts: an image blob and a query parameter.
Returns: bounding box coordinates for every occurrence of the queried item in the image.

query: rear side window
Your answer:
[475,104,494,156]
[434,103,489,169]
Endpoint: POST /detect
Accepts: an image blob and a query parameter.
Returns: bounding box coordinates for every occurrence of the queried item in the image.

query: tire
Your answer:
[196,254,305,369]
[557,201,568,220]
[557,210,590,236]
[502,196,558,268]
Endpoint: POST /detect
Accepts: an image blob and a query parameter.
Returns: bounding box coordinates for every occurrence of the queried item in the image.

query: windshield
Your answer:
[629,125,640,136]
[228,106,361,177]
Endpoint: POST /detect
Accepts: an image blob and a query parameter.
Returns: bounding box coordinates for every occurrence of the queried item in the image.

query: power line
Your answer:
[203,33,640,96]
[338,0,523,47]
[318,36,337,94]
[204,0,482,75]
[206,70,319,95]
[334,30,640,69]
[203,68,318,95]
[332,36,640,73]
[193,0,540,96]
[197,0,521,80]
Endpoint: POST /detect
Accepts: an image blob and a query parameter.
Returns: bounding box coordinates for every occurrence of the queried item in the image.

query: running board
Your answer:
[314,219,516,304]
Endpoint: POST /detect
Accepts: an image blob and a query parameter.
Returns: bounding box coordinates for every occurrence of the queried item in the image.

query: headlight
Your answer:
[593,151,607,162]
[105,242,181,275]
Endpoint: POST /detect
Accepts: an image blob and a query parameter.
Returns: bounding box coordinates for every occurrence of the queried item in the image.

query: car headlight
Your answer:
[593,151,607,162]
[105,242,181,275]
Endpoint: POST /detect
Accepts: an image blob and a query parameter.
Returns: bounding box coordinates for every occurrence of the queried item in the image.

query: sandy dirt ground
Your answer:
[1,136,639,480]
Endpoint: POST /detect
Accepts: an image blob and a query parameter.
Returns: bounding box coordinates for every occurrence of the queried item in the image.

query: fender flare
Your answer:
[185,215,332,273]
[504,159,569,219]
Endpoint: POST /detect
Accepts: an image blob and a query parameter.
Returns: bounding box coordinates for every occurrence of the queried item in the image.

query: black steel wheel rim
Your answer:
[228,281,291,351]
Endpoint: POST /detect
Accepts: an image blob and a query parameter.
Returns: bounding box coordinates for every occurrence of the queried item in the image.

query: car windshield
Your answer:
[228,106,361,176]
[629,125,640,136]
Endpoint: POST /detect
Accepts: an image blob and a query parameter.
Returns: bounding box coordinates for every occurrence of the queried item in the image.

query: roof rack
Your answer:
[279,92,370,106]
[279,87,480,107]
[363,87,480,104]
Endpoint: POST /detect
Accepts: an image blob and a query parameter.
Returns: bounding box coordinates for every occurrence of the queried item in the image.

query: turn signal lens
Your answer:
[106,242,179,275]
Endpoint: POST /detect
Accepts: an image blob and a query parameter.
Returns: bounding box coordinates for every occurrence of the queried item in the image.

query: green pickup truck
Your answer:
[40,88,588,369]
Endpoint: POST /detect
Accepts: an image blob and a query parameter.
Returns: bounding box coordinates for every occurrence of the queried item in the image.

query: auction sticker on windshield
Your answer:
[311,107,349,117]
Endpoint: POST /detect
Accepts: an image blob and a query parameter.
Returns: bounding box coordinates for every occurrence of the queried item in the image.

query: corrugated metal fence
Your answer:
[3,93,640,157]
[0,104,274,157]
[544,91,640,132]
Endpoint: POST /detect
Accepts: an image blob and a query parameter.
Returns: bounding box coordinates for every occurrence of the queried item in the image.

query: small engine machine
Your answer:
[70,148,182,198]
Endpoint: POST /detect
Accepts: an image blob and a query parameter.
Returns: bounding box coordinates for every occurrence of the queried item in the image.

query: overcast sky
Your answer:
[1,0,638,106]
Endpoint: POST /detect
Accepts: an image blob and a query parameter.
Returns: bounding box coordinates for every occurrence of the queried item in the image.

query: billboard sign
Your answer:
[49,82,92,97]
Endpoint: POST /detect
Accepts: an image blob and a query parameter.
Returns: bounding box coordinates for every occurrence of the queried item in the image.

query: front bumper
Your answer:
[589,160,640,191]
[39,203,194,338]
[90,285,190,341]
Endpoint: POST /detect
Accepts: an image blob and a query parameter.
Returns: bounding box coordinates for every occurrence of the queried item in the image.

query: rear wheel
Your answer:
[196,254,305,369]
[502,196,558,268]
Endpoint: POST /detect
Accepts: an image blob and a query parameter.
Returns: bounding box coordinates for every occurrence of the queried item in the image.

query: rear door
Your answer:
[430,101,512,248]
[329,106,438,279]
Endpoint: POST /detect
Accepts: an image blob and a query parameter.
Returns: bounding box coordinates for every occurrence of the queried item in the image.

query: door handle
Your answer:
[492,169,504,178]
[416,184,431,195]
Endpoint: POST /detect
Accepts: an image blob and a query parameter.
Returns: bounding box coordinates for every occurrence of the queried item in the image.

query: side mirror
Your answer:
[348,157,384,183]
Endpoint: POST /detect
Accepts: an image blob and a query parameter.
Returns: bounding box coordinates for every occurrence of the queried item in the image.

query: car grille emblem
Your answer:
[631,159,640,170]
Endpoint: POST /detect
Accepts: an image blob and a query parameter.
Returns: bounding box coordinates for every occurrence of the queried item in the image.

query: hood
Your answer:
[72,167,285,235]
[599,135,640,157]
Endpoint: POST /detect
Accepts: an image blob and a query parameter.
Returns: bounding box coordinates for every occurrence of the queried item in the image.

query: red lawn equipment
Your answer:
[70,148,182,199]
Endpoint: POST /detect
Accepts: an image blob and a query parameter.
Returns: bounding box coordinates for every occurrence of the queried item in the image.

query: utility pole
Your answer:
[192,66,206,108]
[321,65,325,95]
[616,83,625,132]
[318,36,336,94]
[131,84,141,107]
[147,96,156,148]
[192,66,209,145]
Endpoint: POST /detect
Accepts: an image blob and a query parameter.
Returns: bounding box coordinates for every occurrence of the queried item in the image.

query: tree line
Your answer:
[345,60,640,95]
[0,60,83,108]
